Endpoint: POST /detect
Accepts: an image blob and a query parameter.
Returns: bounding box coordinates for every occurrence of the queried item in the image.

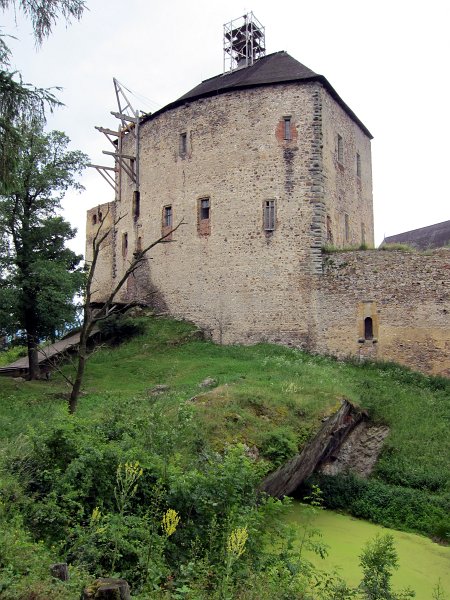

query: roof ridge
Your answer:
[140,51,372,139]
[198,50,288,86]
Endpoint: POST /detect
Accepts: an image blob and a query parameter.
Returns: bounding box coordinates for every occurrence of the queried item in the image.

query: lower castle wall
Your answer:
[318,249,450,377]
[85,216,450,378]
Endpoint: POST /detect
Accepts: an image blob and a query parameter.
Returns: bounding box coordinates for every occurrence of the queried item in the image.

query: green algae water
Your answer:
[286,504,450,599]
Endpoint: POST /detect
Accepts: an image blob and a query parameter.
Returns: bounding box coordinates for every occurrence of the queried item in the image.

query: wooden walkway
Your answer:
[0,328,99,377]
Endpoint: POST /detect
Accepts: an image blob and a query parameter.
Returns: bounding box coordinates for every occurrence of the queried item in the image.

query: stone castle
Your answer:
[86,16,449,377]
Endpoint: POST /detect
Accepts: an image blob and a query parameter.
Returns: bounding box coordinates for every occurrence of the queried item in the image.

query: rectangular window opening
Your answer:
[264,200,276,231]
[130,158,136,179]
[356,153,361,178]
[200,198,210,221]
[164,205,173,228]
[179,132,187,155]
[337,134,344,164]
[283,117,291,141]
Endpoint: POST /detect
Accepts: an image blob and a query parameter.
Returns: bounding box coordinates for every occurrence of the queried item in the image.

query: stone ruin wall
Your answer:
[318,249,450,377]
[86,201,115,297]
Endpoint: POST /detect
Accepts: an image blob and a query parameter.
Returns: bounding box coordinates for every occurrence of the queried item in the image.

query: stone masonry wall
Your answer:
[318,249,450,376]
[85,201,115,295]
[321,89,373,248]
[86,81,450,379]
[89,82,342,346]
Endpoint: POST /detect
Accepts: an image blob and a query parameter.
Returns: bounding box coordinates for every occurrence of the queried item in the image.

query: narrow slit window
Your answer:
[326,215,333,243]
[344,213,349,242]
[361,221,366,245]
[337,134,344,163]
[179,132,187,155]
[164,205,173,228]
[92,214,97,225]
[133,190,140,219]
[200,198,210,220]
[283,117,291,141]
[264,200,276,231]
[122,232,128,257]
[136,236,142,252]
[364,317,374,340]
[356,152,361,178]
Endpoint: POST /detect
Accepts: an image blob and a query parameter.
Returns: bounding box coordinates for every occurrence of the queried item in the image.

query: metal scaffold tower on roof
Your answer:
[223,12,265,73]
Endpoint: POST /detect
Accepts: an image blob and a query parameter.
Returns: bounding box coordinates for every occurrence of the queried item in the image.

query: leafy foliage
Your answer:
[358,534,415,599]
[0,317,448,597]
[0,0,86,45]
[0,0,86,193]
[0,122,87,373]
[260,427,298,466]
[302,474,450,543]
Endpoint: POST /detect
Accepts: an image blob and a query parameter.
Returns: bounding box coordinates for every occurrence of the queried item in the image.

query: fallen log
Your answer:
[261,399,366,498]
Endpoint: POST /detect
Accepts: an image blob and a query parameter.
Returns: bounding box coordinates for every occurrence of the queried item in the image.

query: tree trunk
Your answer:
[69,347,85,413]
[23,285,40,380]
[68,301,92,413]
[260,400,366,498]
[50,562,69,581]
[26,331,40,380]
[82,578,130,600]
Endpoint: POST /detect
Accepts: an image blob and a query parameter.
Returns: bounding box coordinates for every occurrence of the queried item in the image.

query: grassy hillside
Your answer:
[0,315,449,598]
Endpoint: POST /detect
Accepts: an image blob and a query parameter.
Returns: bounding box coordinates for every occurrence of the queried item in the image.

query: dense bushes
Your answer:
[260,427,298,466]
[0,316,449,597]
[1,402,419,599]
[1,406,312,597]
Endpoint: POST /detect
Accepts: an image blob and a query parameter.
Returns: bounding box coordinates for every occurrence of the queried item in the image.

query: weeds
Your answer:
[0,316,448,597]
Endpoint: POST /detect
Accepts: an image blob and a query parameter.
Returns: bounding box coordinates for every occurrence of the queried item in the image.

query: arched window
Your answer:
[364,317,373,340]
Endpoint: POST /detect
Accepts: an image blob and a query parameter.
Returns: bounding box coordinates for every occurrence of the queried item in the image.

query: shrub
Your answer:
[0,345,27,366]
[302,474,450,538]
[358,534,414,599]
[260,428,298,467]
[98,314,146,345]
[378,242,416,252]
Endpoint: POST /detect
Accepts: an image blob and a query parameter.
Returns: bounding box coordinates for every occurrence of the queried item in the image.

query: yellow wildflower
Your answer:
[227,526,248,558]
[162,508,180,537]
[90,506,101,524]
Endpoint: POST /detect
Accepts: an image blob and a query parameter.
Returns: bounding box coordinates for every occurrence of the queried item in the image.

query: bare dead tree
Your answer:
[68,211,184,413]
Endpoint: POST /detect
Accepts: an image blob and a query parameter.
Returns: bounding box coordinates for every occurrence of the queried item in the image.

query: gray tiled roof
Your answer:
[141,51,373,139]
[177,51,318,99]
[383,220,450,250]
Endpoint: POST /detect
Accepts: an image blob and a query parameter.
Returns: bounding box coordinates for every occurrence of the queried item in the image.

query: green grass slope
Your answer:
[1,317,449,526]
[0,316,449,597]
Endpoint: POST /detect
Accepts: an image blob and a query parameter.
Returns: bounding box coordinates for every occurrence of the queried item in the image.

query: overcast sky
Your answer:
[3,0,449,254]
